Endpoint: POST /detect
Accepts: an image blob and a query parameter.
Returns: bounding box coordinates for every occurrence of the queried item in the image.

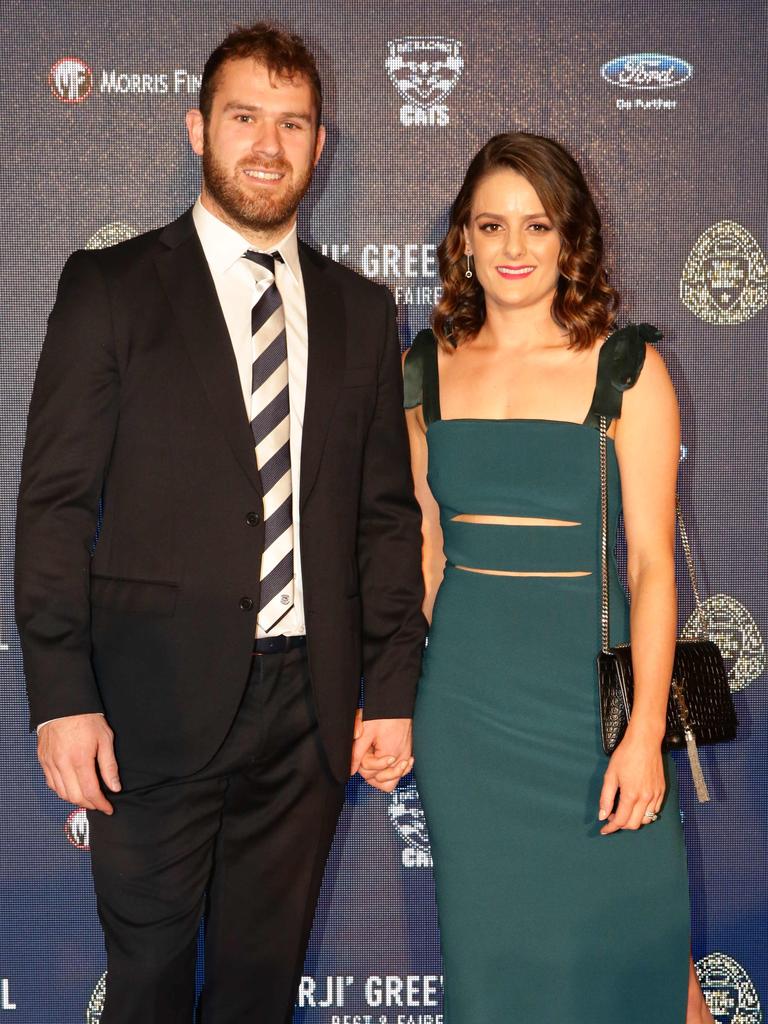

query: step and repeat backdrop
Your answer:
[1,1,766,1021]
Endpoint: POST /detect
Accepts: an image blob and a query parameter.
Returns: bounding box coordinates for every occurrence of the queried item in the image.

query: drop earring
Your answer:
[465,253,473,279]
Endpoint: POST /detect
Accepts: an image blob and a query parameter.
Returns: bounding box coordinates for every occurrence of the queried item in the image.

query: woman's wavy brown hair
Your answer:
[433,132,619,351]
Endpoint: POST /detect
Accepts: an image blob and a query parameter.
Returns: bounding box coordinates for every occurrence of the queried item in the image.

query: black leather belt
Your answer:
[253,635,307,655]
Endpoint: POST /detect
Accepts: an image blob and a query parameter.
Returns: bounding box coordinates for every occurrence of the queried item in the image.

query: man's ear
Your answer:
[313,123,326,168]
[186,109,205,157]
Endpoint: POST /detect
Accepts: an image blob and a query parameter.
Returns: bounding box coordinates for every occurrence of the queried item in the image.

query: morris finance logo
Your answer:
[49,57,93,103]
[386,36,464,126]
[696,953,762,1024]
[388,780,433,868]
[65,807,90,850]
[47,59,200,101]
[680,221,768,325]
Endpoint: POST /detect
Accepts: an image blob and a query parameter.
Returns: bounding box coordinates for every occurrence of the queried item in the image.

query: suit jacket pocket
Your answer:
[90,574,178,616]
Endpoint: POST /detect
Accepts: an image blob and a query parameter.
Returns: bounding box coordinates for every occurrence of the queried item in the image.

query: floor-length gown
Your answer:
[404,323,690,1023]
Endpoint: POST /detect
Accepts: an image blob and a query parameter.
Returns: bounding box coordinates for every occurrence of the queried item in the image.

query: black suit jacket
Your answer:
[15,209,426,782]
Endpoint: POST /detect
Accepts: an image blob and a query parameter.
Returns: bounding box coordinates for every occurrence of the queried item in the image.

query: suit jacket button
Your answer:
[246,511,261,526]
[239,596,254,611]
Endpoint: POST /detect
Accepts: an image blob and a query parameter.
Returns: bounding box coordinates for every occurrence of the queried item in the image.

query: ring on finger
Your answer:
[643,808,658,822]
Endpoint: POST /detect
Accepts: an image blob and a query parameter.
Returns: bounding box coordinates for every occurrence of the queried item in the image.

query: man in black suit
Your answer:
[15,23,425,1024]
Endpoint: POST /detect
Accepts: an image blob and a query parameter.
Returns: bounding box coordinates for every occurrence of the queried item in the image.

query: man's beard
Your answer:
[202,144,313,235]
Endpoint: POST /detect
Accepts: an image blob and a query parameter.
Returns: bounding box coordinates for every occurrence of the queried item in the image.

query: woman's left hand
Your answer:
[598,727,666,835]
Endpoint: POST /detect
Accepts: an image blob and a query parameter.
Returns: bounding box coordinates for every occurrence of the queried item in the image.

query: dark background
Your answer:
[1,2,765,1020]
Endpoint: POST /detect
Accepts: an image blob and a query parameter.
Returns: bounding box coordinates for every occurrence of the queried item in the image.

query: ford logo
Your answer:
[600,53,693,89]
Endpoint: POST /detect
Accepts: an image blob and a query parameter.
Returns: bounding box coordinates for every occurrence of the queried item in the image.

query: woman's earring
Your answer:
[465,253,473,279]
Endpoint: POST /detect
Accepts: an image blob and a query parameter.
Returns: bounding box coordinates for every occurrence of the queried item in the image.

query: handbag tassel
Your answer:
[684,727,710,803]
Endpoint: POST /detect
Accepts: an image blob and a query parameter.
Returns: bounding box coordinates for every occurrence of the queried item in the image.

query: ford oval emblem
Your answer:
[600,53,693,89]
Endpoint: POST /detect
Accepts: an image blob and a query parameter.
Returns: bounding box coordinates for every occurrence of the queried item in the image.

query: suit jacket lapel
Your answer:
[153,211,262,497]
[299,241,345,511]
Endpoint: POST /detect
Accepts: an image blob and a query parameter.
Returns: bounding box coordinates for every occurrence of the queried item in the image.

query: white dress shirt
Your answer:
[38,202,310,730]
[192,197,307,637]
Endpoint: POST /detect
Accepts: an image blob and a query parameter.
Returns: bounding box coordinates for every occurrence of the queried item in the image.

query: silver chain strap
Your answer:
[599,417,610,652]
[675,496,707,631]
[598,415,707,653]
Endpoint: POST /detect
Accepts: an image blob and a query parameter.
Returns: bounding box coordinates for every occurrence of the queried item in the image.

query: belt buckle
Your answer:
[254,634,305,656]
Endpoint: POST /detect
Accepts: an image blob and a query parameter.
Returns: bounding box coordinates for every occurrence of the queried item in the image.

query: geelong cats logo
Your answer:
[385,37,464,126]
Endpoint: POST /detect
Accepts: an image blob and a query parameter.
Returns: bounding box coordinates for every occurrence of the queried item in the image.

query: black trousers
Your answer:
[88,646,346,1024]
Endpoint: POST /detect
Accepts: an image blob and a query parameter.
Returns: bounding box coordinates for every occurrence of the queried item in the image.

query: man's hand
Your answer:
[37,713,121,815]
[350,711,413,793]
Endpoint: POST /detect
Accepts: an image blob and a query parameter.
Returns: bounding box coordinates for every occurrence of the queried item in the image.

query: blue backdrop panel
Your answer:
[0,1,765,1021]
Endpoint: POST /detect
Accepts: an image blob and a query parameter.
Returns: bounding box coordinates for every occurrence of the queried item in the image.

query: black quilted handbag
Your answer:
[596,417,737,802]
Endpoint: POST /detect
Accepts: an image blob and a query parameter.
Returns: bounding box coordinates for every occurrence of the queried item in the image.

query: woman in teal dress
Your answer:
[402,134,715,1023]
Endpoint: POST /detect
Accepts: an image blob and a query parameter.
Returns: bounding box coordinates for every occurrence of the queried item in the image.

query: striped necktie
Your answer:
[243,250,294,632]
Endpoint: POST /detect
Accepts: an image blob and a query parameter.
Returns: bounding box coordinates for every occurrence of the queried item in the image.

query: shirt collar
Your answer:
[192,196,302,286]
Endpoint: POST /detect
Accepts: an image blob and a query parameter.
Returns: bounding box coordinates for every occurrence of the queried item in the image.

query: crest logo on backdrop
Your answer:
[49,57,93,103]
[388,780,433,868]
[86,223,138,250]
[696,953,762,1024]
[682,596,765,692]
[386,37,464,126]
[86,972,107,1023]
[680,221,768,324]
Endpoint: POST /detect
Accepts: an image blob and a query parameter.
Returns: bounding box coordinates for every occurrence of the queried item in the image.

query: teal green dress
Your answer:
[404,324,690,1023]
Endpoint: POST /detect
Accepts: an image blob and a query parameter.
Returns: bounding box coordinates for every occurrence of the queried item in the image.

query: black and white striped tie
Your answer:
[243,250,294,632]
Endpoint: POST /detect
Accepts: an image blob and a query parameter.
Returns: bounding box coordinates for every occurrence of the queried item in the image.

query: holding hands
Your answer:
[350,710,414,792]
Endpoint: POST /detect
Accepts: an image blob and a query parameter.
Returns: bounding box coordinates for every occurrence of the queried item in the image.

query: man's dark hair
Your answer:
[199,22,322,124]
